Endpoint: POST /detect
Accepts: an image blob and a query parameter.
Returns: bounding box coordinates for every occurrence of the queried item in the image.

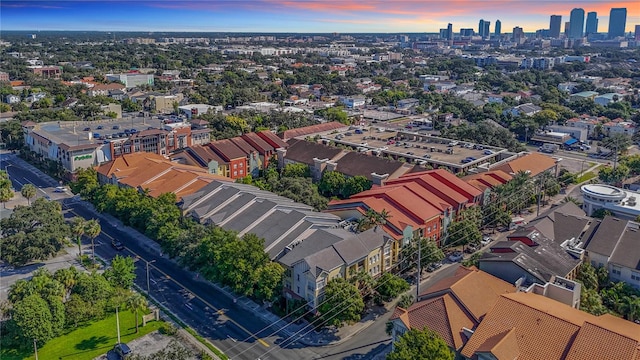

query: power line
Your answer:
[230,174,561,358]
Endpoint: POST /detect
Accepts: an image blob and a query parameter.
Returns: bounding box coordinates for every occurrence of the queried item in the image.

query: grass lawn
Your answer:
[1,310,163,360]
[577,171,597,183]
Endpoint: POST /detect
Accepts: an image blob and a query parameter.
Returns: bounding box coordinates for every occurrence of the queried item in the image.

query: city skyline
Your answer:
[1,1,639,33]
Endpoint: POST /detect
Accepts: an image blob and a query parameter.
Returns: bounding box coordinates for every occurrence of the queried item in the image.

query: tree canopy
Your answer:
[387,327,454,360]
[0,198,70,266]
[319,277,364,327]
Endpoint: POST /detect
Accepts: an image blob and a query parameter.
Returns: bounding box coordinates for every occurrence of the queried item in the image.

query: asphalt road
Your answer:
[0,153,458,360]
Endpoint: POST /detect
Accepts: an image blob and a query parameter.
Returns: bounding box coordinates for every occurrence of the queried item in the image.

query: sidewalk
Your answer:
[71,199,358,346]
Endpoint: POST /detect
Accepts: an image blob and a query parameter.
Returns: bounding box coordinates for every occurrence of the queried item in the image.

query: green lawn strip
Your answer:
[0,310,162,360]
[577,171,597,183]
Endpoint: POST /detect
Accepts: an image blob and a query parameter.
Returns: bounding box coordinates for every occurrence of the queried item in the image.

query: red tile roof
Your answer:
[391,267,515,350]
[462,170,513,192]
[257,131,288,149]
[461,292,640,360]
[327,169,482,239]
[493,153,557,178]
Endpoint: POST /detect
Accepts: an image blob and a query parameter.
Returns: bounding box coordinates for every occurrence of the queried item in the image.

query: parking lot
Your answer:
[324,127,507,171]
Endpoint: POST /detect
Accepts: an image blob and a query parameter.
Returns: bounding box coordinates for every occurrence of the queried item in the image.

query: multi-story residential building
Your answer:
[584,216,640,289]
[327,169,483,245]
[29,66,62,78]
[389,267,516,353]
[280,227,395,310]
[603,119,637,136]
[95,152,230,199]
[0,71,9,82]
[460,291,640,359]
[172,131,288,179]
[150,93,184,113]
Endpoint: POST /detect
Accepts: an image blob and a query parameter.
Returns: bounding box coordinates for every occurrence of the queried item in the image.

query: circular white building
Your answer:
[580,184,639,219]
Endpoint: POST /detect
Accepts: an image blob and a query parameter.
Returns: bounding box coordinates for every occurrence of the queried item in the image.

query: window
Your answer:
[233,163,237,169]
[612,266,621,276]
[296,274,300,281]
[631,272,640,282]
[384,245,390,256]
[233,171,238,177]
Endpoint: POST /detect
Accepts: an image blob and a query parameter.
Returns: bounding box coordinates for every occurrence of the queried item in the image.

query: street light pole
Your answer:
[145,259,157,294]
[33,338,38,360]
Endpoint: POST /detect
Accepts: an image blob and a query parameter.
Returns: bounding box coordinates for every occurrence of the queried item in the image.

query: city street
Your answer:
[2,153,458,360]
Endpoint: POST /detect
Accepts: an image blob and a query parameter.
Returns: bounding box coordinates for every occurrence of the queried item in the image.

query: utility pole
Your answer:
[116,307,121,344]
[416,239,421,299]
[33,338,38,360]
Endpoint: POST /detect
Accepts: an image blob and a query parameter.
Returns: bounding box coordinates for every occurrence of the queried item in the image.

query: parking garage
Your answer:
[323,128,509,172]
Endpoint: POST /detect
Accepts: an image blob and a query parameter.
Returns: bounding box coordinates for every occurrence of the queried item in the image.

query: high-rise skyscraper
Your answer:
[550,15,562,38]
[447,23,453,41]
[512,26,524,42]
[635,25,640,41]
[479,19,491,38]
[569,8,585,39]
[495,20,502,36]
[608,8,627,39]
[585,12,598,35]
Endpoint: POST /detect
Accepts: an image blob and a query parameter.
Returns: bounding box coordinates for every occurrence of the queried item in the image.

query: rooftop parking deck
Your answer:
[323,127,508,172]
[35,116,173,146]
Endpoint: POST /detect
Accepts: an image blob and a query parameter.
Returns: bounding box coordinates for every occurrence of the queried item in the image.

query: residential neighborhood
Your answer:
[1,5,640,360]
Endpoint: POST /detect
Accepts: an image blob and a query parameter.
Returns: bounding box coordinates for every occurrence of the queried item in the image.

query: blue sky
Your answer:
[1,1,638,33]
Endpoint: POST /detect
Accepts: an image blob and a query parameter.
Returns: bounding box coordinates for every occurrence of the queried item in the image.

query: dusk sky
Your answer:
[1,1,638,33]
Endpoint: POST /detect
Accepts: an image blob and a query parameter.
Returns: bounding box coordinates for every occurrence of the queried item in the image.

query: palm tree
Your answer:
[54,267,78,300]
[20,184,36,205]
[126,292,148,333]
[71,217,86,256]
[84,219,101,264]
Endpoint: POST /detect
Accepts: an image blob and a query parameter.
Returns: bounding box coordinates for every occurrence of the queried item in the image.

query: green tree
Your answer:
[319,277,364,327]
[20,183,37,205]
[125,292,148,333]
[600,134,632,156]
[84,219,101,264]
[402,238,445,271]
[104,255,136,289]
[0,198,70,266]
[375,273,410,302]
[12,294,54,349]
[281,163,311,178]
[591,208,614,219]
[325,107,349,124]
[254,262,285,301]
[598,164,630,184]
[318,171,346,197]
[69,167,99,200]
[70,217,86,256]
[397,294,414,309]
[387,327,454,360]
[0,186,13,208]
[342,175,372,198]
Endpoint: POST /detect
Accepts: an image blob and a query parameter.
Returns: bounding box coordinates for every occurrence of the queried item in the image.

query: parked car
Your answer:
[426,262,443,272]
[111,239,124,251]
[54,186,66,193]
[464,244,478,254]
[448,251,463,262]
[481,236,492,246]
[83,127,91,131]
[112,125,120,130]
[114,343,132,359]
